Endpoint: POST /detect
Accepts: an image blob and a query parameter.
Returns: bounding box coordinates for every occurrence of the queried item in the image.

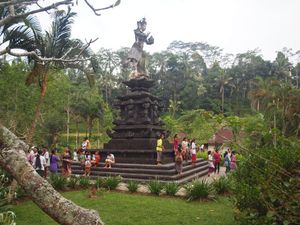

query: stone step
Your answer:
[70,160,207,176]
[70,162,208,181]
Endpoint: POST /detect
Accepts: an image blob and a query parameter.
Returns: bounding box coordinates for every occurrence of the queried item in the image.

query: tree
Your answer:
[0,1,120,224]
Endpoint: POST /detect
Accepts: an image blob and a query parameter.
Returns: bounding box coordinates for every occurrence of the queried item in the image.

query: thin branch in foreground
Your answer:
[84,0,120,16]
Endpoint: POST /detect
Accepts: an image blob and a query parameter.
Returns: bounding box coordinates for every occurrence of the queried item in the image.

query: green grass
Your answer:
[13,191,236,225]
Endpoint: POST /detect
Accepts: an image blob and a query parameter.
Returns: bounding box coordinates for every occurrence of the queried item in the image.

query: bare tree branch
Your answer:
[84,0,120,16]
[0,0,74,27]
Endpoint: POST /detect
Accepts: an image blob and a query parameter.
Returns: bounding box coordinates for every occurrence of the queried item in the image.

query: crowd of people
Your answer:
[26,138,115,178]
[157,133,237,176]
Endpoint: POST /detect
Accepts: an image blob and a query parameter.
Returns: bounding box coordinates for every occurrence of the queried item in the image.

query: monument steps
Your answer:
[67,158,208,184]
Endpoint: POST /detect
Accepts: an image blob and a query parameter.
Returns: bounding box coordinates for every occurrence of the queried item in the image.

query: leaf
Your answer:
[114,0,121,7]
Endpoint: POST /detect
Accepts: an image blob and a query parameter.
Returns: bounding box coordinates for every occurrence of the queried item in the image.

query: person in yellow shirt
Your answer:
[156,134,165,165]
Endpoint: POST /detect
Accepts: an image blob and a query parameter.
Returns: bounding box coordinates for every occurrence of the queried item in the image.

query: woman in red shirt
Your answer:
[213,149,221,174]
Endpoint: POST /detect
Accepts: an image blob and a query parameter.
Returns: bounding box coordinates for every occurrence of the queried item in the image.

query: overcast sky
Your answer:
[41,0,300,61]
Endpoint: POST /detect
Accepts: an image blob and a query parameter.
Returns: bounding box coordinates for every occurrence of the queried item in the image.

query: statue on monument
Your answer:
[125,18,154,79]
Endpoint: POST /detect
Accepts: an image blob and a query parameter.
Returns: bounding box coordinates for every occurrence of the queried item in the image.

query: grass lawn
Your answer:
[13,191,236,225]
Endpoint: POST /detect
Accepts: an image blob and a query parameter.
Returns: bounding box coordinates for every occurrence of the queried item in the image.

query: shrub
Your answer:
[67,175,80,189]
[127,181,139,193]
[104,176,121,190]
[49,174,67,191]
[95,177,106,189]
[185,179,214,201]
[147,179,164,196]
[212,176,231,195]
[79,176,90,189]
[196,151,208,160]
[164,182,180,196]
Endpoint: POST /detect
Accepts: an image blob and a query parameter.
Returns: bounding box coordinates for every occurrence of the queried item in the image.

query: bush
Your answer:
[164,182,180,196]
[231,136,300,225]
[95,177,106,189]
[79,176,90,189]
[127,181,139,193]
[67,175,80,189]
[196,151,208,159]
[104,176,121,190]
[49,174,67,191]
[185,179,214,201]
[212,176,231,195]
[147,179,164,196]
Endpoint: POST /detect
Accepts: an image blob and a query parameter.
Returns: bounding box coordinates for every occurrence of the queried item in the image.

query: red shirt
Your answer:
[173,139,179,151]
[214,152,221,163]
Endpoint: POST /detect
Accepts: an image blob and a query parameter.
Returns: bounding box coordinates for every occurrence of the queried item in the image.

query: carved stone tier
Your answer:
[103,78,172,164]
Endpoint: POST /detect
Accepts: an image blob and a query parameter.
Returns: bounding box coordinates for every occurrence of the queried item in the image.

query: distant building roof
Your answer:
[208,127,233,144]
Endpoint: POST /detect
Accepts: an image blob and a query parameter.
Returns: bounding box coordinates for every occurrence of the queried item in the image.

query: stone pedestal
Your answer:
[103,78,173,164]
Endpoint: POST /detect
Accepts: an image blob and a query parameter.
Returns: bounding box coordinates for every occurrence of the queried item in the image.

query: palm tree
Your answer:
[215,70,232,114]
[4,9,92,143]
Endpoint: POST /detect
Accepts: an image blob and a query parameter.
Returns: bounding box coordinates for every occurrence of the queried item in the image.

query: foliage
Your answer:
[164,182,180,196]
[231,137,300,225]
[49,174,67,191]
[212,176,232,195]
[95,177,106,189]
[0,171,16,225]
[147,179,164,196]
[126,181,139,193]
[103,176,121,190]
[197,151,208,160]
[185,179,214,201]
[67,175,80,189]
[78,176,90,189]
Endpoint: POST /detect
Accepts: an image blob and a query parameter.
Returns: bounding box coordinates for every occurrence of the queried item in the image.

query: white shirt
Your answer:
[208,154,214,168]
[107,154,115,162]
[33,155,46,171]
[191,142,197,155]
[43,151,50,166]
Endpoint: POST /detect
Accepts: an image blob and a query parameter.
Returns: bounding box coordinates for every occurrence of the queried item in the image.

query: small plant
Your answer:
[79,176,90,189]
[0,211,16,225]
[49,174,67,191]
[127,181,139,193]
[164,182,180,196]
[95,177,106,189]
[104,176,121,190]
[212,176,231,195]
[185,179,214,201]
[147,179,164,196]
[67,175,80,189]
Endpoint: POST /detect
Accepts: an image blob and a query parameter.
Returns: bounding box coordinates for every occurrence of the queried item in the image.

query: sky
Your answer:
[40,0,300,61]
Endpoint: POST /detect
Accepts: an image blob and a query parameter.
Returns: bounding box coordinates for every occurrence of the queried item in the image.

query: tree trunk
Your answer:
[26,71,48,144]
[0,125,105,225]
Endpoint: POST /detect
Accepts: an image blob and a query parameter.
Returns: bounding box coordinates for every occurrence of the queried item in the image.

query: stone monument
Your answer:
[103,18,173,164]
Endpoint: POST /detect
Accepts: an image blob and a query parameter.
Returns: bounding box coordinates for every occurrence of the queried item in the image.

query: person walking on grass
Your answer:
[156,133,165,165]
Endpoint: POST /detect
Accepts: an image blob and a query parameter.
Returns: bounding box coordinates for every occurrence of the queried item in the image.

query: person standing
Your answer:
[207,150,215,177]
[175,144,183,175]
[33,149,46,177]
[181,137,189,162]
[213,149,221,174]
[62,147,72,176]
[224,151,231,173]
[81,137,90,151]
[230,151,237,171]
[190,139,197,166]
[49,149,60,174]
[156,134,165,165]
[42,146,50,178]
[173,134,179,162]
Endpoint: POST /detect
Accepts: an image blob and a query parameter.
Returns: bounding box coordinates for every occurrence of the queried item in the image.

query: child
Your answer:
[224,151,231,173]
[207,150,215,177]
[92,151,101,167]
[84,157,92,176]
